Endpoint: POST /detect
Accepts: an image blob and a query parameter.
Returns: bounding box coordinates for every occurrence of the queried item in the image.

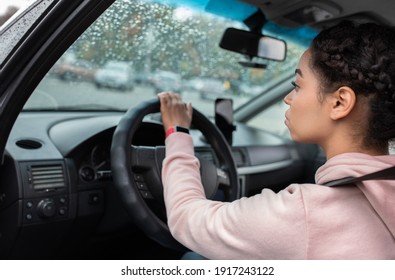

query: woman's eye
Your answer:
[291,81,299,89]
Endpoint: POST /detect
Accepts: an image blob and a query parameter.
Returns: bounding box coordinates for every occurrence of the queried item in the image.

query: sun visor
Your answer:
[205,0,258,21]
[145,0,258,22]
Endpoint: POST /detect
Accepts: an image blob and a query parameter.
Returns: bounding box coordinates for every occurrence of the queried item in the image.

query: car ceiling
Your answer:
[241,0,394,28]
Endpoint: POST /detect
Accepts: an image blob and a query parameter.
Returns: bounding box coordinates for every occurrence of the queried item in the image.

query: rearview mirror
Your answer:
[219,28,287,61]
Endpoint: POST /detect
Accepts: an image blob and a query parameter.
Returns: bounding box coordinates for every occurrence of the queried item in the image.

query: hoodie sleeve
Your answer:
[162,133,308,259]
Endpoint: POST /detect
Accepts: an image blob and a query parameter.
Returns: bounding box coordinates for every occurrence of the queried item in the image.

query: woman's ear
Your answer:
[329,86,356,120]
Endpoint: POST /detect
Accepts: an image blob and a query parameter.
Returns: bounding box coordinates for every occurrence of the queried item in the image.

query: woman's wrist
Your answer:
[165,126,190,138]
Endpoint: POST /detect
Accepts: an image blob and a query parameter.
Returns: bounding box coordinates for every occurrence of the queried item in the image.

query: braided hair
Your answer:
[310,20,395,150]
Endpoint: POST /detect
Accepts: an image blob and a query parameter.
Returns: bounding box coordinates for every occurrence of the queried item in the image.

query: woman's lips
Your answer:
[284,111,289,126]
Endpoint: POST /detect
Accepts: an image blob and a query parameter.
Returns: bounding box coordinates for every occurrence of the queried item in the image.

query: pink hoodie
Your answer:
[162,133,395,259]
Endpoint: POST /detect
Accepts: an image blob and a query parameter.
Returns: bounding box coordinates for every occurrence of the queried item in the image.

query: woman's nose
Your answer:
[284,91,292,105]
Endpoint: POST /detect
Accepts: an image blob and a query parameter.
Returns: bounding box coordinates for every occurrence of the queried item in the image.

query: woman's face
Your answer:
[284,49,333,144]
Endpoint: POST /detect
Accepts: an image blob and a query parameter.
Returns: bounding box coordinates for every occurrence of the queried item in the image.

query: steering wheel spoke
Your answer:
[130,145,164,170]
[130,145,166,201]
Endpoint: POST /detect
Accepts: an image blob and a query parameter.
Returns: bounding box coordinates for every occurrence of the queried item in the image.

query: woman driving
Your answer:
[158,20,395,259]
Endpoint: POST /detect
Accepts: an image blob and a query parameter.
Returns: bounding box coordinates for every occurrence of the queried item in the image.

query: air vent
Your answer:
[232,149,245,167]
[30,165,66,190]
[16,139,42,149]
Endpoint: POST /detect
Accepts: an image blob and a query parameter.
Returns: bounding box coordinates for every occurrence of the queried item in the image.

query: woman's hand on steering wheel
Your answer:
[158,92,193,131]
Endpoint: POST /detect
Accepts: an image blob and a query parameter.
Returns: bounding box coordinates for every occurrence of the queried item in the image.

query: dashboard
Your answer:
[0,111,322,258]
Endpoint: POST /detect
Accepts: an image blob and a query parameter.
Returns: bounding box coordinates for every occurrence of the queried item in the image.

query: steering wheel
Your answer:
[111,98,239,251]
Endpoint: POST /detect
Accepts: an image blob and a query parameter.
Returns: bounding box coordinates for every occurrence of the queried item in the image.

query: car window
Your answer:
[247,99,292,139]
[25,0,309,128]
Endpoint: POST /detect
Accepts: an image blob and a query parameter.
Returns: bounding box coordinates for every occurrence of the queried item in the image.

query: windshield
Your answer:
[25,0,313,117]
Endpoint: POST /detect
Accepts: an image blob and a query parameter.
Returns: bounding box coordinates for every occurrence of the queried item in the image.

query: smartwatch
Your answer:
[166,126,190,138]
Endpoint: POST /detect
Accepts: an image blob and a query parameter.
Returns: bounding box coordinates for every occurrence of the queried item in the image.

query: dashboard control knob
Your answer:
[37,199,56,218]
[80,166,95,182]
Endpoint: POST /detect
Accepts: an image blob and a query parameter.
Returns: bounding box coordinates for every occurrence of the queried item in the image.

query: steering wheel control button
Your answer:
[136,181,148,190]
[134,173,144,181]
[139,190,154,199]
[26,201,34,209]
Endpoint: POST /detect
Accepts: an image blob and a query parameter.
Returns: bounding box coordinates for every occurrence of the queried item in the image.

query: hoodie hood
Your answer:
[315,153,395,239]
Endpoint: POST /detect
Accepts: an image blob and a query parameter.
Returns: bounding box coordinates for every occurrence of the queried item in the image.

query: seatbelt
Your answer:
[324,165,395,187]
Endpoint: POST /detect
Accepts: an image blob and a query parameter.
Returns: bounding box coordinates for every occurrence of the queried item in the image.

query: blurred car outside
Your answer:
[239,83,267,96]
[134,71,152,86]
[197,77,231,100]
[52,52,97,82]
[181,77,205,93]
[94,61,135,91]
[147,70,182,93]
